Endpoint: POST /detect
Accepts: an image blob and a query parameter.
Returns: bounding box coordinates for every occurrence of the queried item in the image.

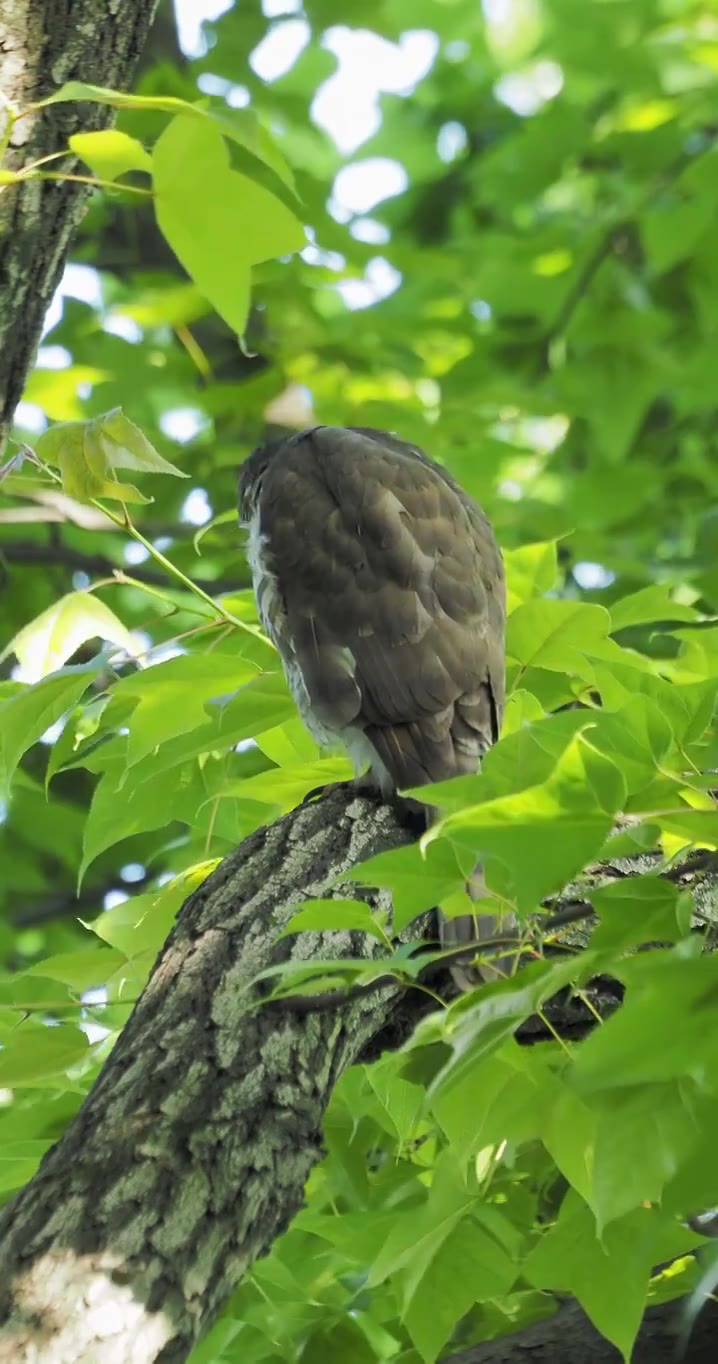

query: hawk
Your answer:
[238,425,507,987]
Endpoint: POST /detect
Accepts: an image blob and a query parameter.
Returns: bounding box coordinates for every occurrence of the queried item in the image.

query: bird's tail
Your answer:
[439,865,517,991]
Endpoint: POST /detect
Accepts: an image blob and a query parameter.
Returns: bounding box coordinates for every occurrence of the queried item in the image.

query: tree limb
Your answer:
[0,791,425,1362]
[0,536,249,596]
[0,785,716,1362]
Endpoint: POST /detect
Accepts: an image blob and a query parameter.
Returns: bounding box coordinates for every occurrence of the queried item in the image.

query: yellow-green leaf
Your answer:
[153,116,305,336]
[69,130,152,181]
[2,593,139,683]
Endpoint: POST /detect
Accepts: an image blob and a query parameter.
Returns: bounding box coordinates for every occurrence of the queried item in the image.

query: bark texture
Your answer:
[0,0,159,451]
[0,791,423,1363]
[0,793,716,1362]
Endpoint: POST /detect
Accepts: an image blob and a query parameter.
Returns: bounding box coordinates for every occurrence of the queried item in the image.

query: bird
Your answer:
[238,425,508,988]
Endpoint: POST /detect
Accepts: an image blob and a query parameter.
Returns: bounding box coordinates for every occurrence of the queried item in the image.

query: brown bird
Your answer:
[238,425,508,988]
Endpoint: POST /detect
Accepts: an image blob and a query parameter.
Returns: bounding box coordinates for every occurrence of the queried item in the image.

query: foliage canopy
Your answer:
[2,0,718,1359]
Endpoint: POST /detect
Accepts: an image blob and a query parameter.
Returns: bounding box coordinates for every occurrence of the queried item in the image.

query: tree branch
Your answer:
[0,786,716,1362]
[0,790,424,1362]
[0,536,249,596]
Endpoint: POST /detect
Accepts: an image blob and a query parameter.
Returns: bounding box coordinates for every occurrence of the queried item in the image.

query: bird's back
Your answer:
[240,425,505,792]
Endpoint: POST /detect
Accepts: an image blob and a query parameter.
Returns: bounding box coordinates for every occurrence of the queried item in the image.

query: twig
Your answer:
[0,538,248,595]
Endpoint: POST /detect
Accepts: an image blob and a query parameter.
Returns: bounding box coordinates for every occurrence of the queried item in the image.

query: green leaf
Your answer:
[432,1046,548,1160]
[43,83,296,190]
[193,507,240,553]
[430,957,595,1102]
[40,82,208,114]
[368,1156,516,1363]
[363,1054,425,1143]
[642,196,714,274]
[609,585,698,632]
[69,130,152,180]
[36,410,185,505]
[1,592,139,683]
[524,1193,699,1360]
[96,670,294,789]
[110,651,260,768]
[25,946,126,990]
[153,116,305,336]
[431,732,623,915]
[573,949,718,1092]
[589,874,683,953]
[344,840,465,931]
[404,1215,516,1362]
[590,695,674,794]
[0,1024,89,1087]
[92,409,187,477]
[231,756,353,811]
[0,663,99,795]
[90,867,214,957]
[253,715,319,765]
[507,600,611,680]
[282,898,389,943]
[501,688,545,736]
[0,1141,54,1192]
[78,754,208,883]
[504,540,558,612]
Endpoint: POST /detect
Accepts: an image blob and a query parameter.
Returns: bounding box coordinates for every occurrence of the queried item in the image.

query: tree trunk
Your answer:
[0,0,160,452]
[0,791,424,1363]
[0,784,715,1363]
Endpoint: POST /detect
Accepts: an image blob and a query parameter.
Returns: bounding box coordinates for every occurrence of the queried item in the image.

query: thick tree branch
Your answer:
[0,785,716,1362]
[0,0,160,452]
[0,791,424,1362]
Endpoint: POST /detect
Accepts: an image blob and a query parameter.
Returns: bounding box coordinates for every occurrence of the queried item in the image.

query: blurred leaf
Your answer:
[281,898,388,943]
[1,592,138,683]
[0,1025,89,1087]
[609,586,698,632]
[69,130,152,180]
[0,1141,54,1192]
[90,866,214,957]
[25,946,126,990]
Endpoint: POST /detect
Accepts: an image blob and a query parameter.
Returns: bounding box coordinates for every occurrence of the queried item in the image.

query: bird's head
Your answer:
[237,438,285,526]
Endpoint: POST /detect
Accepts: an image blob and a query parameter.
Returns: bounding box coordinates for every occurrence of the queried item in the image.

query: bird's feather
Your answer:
[239,425,508,985]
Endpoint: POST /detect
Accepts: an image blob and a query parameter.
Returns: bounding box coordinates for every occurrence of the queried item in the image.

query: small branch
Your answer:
[536,226,622,373]
[0,537,249,595]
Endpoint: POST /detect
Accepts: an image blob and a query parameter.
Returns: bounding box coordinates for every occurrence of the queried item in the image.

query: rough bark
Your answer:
[0,0,160,452]
[0,791,716,1362]
[0,791,424,1363]
[0,786,715,1364]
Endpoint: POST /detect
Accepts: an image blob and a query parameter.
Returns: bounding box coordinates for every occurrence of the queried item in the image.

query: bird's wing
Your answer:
[258,426,505,789]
